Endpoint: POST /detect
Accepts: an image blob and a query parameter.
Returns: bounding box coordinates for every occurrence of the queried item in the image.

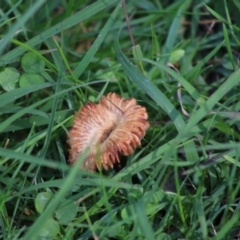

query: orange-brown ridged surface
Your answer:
[67,92,149,170]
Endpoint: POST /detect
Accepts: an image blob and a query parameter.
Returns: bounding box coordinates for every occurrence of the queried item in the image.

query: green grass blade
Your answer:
[0,0,46,55]
[142,58,205,106]
[223,24,236,70]
[22,152,86,239]
[115,39,186,132]
[0,147,70,171]
[205,4,240,31]
[38,39,65,160]
[0,82,54,108]
[164,0,190,54]
[73,2,121,79]
[134,200,155,239]
[184,41,224,80]
[0,0,22,25]
[0,0,118,66]
[182,69,240,136]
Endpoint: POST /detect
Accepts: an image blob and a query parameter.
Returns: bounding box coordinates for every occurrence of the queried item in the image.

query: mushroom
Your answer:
[67,92,149,170]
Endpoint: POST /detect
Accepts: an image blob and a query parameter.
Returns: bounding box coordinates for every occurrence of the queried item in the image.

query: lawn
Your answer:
[1,0,240,239]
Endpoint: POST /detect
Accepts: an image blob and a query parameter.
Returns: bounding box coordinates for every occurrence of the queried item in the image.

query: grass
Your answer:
[1,0,240,239]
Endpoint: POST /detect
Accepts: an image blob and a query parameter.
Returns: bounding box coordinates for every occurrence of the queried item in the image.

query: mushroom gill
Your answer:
[67,92,149,170]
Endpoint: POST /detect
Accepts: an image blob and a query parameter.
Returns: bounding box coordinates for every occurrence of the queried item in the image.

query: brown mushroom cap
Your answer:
[67,92,149,170]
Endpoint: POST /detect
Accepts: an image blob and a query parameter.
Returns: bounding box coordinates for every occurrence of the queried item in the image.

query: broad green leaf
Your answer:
[23,148,90,240]
[156,233,171,240]
[55,201,78,224]
[19,73,45,87]
[21,52,45,73]
[121,206,134,224]
[0,67,20,91]
[169,49,185,64]
[35,192,53,214]
[38,218,60,238]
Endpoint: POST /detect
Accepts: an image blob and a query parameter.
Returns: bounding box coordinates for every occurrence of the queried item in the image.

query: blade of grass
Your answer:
[142,58,205,106]
[134,200,155,239]
[31,37,66,183]
[0,147,70,171]
[73,2,121,79]
[163,0,190,54]
[115,39,186,132]
[0,0,46,55]
[0,81,105,133]
[184,41,224,80]
[0,0,118,67]
[38,38,65,160]
[223,0,240,46]
[223,24,236,70]
[1,110,72,133]
[0,0,22,25]
[0,82,55,108]
[22,150,89,239]
[205,4,240,31]
[180,69,240,137]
